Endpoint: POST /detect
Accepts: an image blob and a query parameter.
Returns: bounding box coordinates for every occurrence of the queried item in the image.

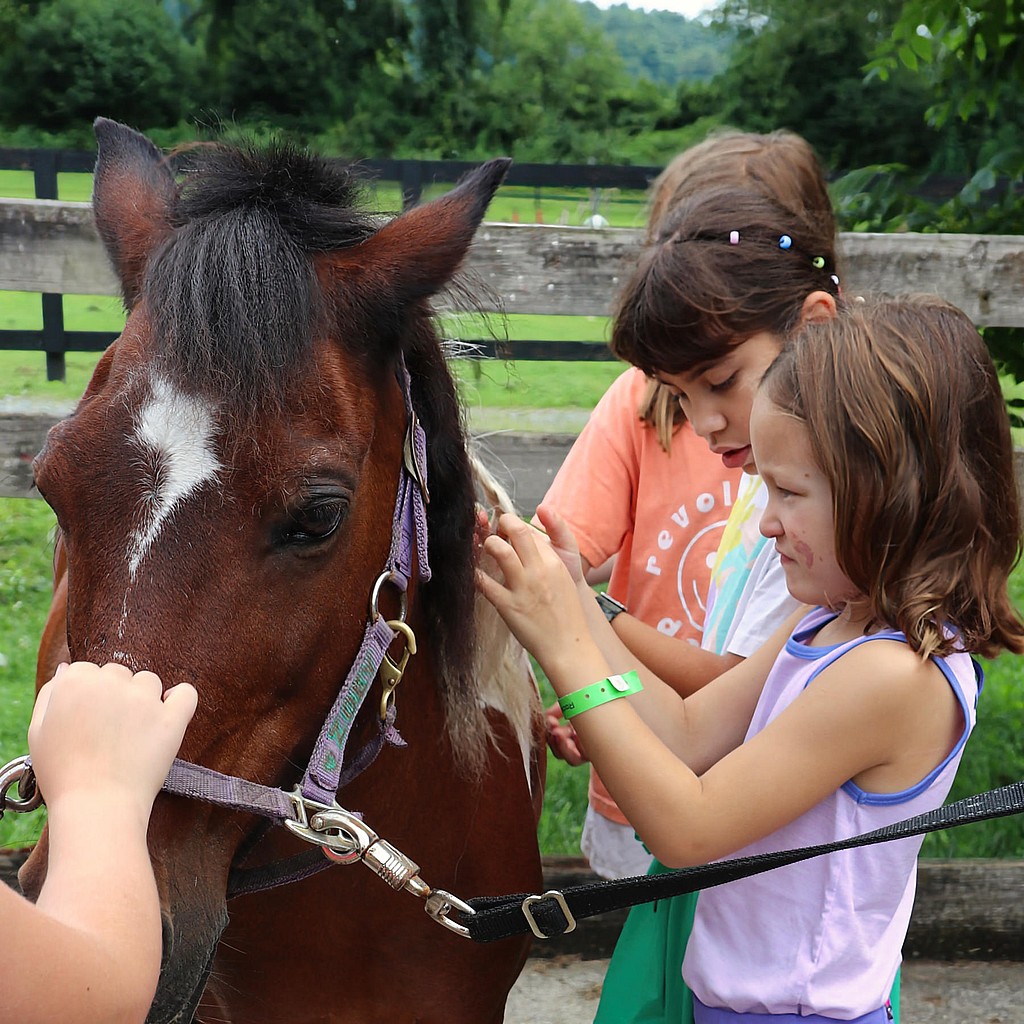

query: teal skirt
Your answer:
[594,860,697,1024]
[593,859,901,1024]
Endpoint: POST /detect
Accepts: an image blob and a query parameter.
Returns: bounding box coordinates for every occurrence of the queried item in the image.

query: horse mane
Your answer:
[139,140,531,776]
[146,141,378,412]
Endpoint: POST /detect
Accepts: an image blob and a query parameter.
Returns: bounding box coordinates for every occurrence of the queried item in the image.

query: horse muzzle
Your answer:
[147,901,228,1024]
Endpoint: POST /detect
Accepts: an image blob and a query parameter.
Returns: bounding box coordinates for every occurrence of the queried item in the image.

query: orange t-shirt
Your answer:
[542,367,740,824]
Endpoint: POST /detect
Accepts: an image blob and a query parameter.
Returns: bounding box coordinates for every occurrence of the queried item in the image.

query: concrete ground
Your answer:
[505,957,1024,1024]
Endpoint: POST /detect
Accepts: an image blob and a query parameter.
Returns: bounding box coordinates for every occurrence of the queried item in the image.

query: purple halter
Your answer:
[0,358,478,936]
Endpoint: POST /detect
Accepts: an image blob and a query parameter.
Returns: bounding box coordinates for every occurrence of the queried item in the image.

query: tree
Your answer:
[700,0,935,173]
[869,0,1024,380]
[870,0,1024,231]
[577,1,731,85]
[463,0,653,162]
[197,0,409,133]
[0,0,197,133]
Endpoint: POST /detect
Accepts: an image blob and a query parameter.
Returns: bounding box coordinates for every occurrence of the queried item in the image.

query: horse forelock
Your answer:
[142,141,380,418]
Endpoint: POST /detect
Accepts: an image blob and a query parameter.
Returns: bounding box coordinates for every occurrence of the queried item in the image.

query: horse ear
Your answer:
[321,158,511,310]
[92,117,176,308]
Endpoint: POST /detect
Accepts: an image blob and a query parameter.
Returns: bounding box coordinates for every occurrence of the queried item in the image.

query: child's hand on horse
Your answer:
[29,661,198,821]
[527,503,586,583]
[477,512,593,673]
[544,700,589,765]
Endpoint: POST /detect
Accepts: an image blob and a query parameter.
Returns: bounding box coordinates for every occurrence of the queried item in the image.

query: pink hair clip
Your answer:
[729,230,740,245]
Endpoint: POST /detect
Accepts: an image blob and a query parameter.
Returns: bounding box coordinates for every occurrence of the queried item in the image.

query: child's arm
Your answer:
[608,613,742,695]
[478,513,958,868]
[1,662,197,1024]
[599,636,959,867]
[531,504,741,700]
[478,511,785,765]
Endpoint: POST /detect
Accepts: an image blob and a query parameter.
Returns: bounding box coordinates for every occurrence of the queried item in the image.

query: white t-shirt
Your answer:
[701,473,799,658]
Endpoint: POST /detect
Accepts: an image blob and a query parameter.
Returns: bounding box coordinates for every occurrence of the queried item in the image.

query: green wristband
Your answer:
[558,670,643,720]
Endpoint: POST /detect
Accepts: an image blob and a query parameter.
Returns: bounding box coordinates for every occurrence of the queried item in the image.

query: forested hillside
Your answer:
[577,1,732,84]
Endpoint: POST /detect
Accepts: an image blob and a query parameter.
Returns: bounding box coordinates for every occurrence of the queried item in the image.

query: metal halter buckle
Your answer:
[0,756,42,820]
[378,619,417,720]
[282,789,476,937]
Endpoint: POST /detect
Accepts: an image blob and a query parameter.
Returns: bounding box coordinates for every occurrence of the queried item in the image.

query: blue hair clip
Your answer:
[778,234,793,250]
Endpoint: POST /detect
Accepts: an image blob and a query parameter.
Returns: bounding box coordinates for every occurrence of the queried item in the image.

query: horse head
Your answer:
[22,119,524,1023]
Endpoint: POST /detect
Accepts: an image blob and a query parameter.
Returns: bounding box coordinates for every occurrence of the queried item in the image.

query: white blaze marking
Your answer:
[127,375,221,581]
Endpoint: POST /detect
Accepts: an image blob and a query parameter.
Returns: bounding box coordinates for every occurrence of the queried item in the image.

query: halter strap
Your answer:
[161,355,428,822]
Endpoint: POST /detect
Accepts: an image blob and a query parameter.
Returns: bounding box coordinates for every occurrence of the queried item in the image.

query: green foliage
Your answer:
[0,0,197,133]
[212,0,340,130]
[922,566,1024,858]
[866,0,1024,378]
[830,164,938,233]
[701,0,935,173]
[872,0,1024,129]
[999,371,1024,446]
[206,0,409,134]
[577,0,732,85]
[0,499,55,850]
[449,0,652,162]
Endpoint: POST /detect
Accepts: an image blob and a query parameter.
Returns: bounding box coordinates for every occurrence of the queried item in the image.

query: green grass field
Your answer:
[0,500,55,849]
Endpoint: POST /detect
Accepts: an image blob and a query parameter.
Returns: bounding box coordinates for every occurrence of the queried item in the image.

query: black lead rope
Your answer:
[461,781,1024,944]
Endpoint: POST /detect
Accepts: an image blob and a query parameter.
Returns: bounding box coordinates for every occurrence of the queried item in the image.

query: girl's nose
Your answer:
[759,504,781,539]
[687,399,726,442]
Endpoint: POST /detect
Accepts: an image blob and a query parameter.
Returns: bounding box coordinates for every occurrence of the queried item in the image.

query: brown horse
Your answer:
[23,119,545,1023]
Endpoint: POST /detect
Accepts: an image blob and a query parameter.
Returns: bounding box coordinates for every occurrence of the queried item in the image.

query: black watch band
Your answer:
[595,591,628,623]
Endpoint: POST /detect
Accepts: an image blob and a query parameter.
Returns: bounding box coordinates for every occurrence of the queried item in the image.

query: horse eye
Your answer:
[280,498,346,546]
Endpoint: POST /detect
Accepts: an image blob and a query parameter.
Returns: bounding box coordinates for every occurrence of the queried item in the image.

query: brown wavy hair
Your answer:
[646,128,836,246]
[761,295,1024,659]
[611,184,841,378]
[638,129,837,452]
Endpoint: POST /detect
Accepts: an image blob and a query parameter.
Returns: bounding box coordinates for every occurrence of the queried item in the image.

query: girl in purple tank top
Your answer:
[478,295,1024,1022]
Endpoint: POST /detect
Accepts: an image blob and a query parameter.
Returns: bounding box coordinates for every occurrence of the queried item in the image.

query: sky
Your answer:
[584,0,716,17]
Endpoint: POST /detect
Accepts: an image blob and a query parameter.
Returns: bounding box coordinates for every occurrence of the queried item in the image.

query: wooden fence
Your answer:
[0,147,662,380]
[0,146,1002,381]
[3,195,1024,499]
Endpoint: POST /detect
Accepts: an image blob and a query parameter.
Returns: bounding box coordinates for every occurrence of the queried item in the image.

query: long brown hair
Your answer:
[612,185,840,378]
[761,295,1024,659]
[639,129,836,452]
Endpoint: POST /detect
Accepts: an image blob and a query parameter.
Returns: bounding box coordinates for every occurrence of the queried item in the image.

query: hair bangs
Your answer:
[144,141,380,413]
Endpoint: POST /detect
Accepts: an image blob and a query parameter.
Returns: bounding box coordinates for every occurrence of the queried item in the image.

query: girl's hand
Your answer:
[534,504,585,584]
[28,662,198,822]
[476,512,592,672]
[544,701,589,765]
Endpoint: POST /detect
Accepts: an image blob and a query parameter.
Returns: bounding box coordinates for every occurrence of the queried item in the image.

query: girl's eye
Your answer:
[709,372,737,393]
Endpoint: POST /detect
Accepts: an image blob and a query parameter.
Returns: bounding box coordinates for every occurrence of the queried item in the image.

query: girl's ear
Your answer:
[800,290,838,324]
